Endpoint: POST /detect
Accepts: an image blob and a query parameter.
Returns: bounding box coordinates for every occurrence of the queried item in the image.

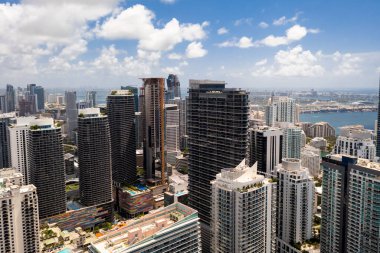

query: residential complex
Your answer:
[187,79,249,251]
[282,126,303,159]
[276,158,315,252]
[265,96,297,126]
[165,104,181,165]
[0,169,40,253]
[211,160,276,253]
[65,91,78,141]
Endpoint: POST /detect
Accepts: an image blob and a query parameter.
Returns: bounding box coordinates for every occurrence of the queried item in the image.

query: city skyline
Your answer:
[0,0,379,89]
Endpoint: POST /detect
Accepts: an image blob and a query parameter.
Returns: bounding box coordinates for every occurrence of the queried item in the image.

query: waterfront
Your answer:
[300,111,377,134]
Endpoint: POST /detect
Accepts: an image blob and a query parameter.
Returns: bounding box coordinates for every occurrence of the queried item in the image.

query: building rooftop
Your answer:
[109,90,133,96]
[89,203,197,252]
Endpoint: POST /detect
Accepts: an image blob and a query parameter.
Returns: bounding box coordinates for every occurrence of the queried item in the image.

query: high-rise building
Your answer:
[86,91,97,108]
[141,78,166,182]
[265,96,296,127]
[0,113,13,169]
[33,86,45,111]
[167,97,187,145]
[65,91,78,141]
[165,104,180,165]
[135,112,143,149]
[282,126,303,159]
[9,116,36,184]
[0,169,40,253]
[88,203,201,253]
[321,155,380,253]
[247,126,283,175]
[166,74,181,100]
[28,118,66,218]
[0,95,6,113]
[18,93,37,116]
[78,108,112,206]
[211,160,276,253]
[303,122,336,138]
[121,85,139,112]
[301,146,321,177]
[107,90,136,186]
[187,80,249,251]
[276,158,314,251]
[5,84,15,113]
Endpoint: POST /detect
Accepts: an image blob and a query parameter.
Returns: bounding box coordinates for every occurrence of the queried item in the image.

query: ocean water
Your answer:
[300,111,377,134]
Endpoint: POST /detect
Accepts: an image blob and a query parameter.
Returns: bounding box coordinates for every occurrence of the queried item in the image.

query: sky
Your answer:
[0,0,379,89]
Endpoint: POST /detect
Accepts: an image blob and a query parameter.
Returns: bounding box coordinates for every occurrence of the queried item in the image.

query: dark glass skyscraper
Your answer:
[5,84,15,112]
[34,86,45,111]
[107,90,136,186]
[28,118,66,218]
[65,91,78,141]
[187,80,249,251]
[121,85,139,112]
[0,114,11,168]
[78,108,112,207]
[166,74,181,100]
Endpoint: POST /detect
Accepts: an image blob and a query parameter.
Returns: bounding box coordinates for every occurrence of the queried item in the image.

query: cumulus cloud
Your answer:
[168,53,182,60]
[186,42,207,58]
[332,52,361,75]
[255,58,267,66]
[258,22,269,29]
[97,4,208,51]
[234,18,253,26]
[217,27,229,35]
[218,36,257,48]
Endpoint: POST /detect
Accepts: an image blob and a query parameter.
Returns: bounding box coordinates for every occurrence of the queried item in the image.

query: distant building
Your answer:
[0,113,13,168]
[377,80,380,158]
[333,125,376,161]
[301,146,321,177]
[65,91,78,141]
[33,86,45,112]
[282,126,303,159]
[88,203,201,253]
[166,74,181,100]
[0,169,40,253]
[321,155,380,252]
[164,174,188,206]
[165,104,180,165]
[187,80,249,251]
[276,158,314,252]
[78,108,112,207]
[309,137,327,150]
[86,91,96,108]
[5,84,15,113]
[28,118,66,218]
[167,97,187,148]
[247,126,283,175]
[302,122,335,138]
[211,160,276,252]
[265,96,296,126]
[121,85,139,112]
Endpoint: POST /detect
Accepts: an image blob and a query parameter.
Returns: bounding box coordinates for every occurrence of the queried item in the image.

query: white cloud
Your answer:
[258,22,269,29]
[217,27,229,35]
[162,66,183,75]
[260,25,308,47]
[97,4,208,51]
[168,53,182,60]
[234,18,253,26]
[218,36,257,48]
[186,42,207,58]
[273,13,300,26]
[308,28,320,34]
[252,45,325,77]
[255,58,267,66]
[331,52,361,75]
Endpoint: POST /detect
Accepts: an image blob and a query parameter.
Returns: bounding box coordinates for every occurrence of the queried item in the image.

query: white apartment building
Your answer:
[0,169,40,253]
[211,160,276,253]
[282,126,303,159]
[165,104,181,165]
[276,159,315,252]
[333,125,376,161]
[265,96,297,126]
[8,116,36,184]
[301,146,321,177]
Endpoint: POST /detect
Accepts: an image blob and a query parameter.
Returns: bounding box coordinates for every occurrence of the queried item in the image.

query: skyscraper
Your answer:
[166,74,181,100]
[121,85,139,112]
[9,116,36,184]
[211,160,276,252]
[28,118,66,218]
[86,91,97,108]
[107,90,136,186]
[321,155,380,252]
[377,78,380,158]
[65,91,78,141]
[0,113,13,168]
[276,158,314,252]
[78,108,112,206]
[282,126,303,159]
[247,126,283,175]
[0,169,40,253]
[165,104,180,165]
[33,86,45,112]
[141,78,166,183]
[187,80,249,251]
[265,96,296,126]
[5,84,15,113]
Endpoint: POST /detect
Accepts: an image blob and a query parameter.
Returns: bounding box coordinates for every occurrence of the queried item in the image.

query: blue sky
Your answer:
[0,0,379,89]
